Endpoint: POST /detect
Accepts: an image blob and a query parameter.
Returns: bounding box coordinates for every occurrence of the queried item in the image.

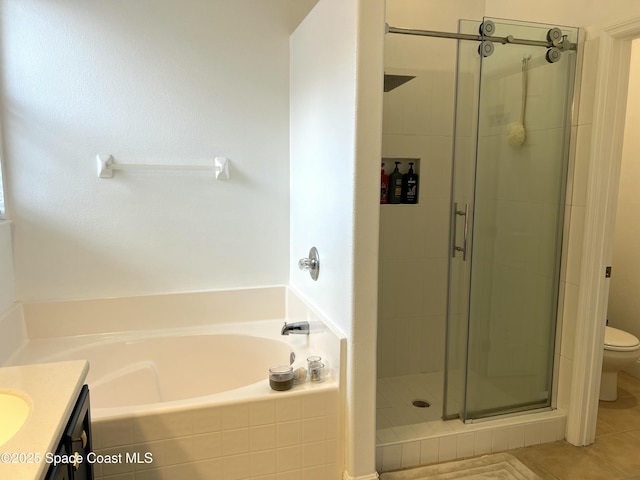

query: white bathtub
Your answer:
[6,319,335,421]
[6,291,345,479]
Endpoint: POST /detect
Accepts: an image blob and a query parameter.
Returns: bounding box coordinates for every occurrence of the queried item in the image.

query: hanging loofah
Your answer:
[507,55,531,148]
[507,121,526,147]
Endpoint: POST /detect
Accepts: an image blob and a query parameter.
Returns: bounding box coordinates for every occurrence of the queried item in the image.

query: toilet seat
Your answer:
[604,326,640,352]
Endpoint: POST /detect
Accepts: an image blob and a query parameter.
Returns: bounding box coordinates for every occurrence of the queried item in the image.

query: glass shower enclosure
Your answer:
[444,18,579,421]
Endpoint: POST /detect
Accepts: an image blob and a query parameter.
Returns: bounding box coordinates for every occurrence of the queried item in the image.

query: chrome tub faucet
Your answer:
[281,321,309,335]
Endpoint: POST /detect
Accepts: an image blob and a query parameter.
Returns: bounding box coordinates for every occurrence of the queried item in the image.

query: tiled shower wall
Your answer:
[377,69,454,378]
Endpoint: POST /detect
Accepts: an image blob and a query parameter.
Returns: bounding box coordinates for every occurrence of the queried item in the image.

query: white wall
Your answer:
[608,39,640,342]
[289,2,360,477]
[290,1,358,338]
[290,0,384,477]
[0,222,15,313]
[0,221,23,367]
[0,0,302,301]
[486,0,640,29]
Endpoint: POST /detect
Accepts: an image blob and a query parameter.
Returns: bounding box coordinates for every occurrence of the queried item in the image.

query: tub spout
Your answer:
[281,321,309,335]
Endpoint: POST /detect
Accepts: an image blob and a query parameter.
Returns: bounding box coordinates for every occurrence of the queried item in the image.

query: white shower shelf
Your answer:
[96,154,230,180]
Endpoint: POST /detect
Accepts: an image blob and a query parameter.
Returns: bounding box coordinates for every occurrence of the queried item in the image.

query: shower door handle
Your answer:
[452,202,469,261]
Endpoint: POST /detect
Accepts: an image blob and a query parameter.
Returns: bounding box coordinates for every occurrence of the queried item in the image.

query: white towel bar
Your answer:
[96,155,230,180]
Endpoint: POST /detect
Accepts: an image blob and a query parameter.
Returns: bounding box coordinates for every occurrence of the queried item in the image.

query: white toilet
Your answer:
[600,325,640,401]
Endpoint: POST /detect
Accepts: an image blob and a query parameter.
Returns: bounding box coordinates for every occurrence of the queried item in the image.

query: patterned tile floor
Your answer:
[511,372,640,480]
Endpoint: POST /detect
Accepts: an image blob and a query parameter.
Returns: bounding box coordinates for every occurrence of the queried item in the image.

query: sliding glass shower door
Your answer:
[445,18,578,421]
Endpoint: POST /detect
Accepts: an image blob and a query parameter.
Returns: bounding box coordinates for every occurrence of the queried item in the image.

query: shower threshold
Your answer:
[376,373,566,473]
[376,406,566,473]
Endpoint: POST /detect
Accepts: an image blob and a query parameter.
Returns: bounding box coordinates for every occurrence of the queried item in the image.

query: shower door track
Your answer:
[386,24,577,51]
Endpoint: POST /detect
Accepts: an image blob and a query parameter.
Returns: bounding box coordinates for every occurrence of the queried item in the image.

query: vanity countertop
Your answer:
[0,360,89,480]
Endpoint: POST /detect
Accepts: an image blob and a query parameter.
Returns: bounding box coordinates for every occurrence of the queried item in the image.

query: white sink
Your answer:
[0,391,31,447]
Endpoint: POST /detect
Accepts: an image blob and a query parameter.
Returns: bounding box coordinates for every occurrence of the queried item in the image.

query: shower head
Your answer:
[383,74,416,92]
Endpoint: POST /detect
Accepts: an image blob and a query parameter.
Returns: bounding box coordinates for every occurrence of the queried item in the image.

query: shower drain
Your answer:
[412,399,431,408]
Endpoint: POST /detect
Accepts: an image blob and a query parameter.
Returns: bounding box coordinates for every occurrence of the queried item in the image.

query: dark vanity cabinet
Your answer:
[45,443,71,480]
[45,385,93,480]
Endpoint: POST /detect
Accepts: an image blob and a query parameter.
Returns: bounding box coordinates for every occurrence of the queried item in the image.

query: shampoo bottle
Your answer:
[380,163,389,204]
[401,162,419,204]
[388,162,403,204]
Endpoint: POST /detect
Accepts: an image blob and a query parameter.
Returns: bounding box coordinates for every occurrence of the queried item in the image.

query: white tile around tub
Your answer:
[301,465,327,480]
[222,453,251,480]
[325,439,337,465]
[275,397,301,423]
[192,406,221,434]
[221,428,250,456]
[250,400,276,426]
[162,436,194,465]
[301,392,330,418]
[93,461,103,479]
[130,441,165,471]
[100,474,135,480]
[220,404,250,430]
[191,431,222,460]
[127,469,164,480]
[251,425,277,452]
[277,421,301,448]
[324,463,339,480]
[133,411,193,442]
[302,441,326,468]
[163,458,221,480]
[326,415,337,440]
[93,418,134,449]
[96,447,135,477]
[301,417,326,444]
[250,449,277,477]
[275,470,301,480]
[276,445,302,473]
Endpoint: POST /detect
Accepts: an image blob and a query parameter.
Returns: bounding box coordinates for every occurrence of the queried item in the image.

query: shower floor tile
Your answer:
[377,372,444,431]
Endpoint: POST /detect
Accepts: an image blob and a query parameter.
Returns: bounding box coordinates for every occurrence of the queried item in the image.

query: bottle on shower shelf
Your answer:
[380,162,389,204]
[401,162,419,204]
[388,162,403,204]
